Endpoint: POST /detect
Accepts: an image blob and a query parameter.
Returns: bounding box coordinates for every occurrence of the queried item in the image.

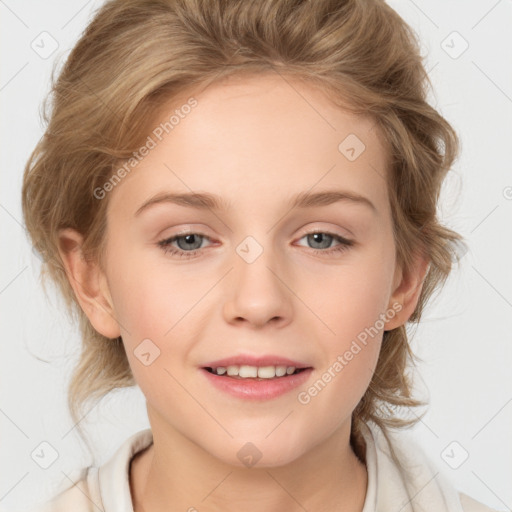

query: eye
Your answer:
[157,230,354,259]
[157,232,212,259]
[295,230,354,255]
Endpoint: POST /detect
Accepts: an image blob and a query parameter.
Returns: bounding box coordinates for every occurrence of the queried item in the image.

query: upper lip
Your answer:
[202,354,312,369]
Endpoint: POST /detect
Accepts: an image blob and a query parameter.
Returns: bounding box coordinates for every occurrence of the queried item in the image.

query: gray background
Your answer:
[1,0,511,510]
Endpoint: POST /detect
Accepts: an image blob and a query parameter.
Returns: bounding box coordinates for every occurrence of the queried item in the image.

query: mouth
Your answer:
[200,356,313,400]
[203,365,310,379]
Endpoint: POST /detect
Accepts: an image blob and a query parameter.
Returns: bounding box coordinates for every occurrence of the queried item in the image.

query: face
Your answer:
[96,73,403,467]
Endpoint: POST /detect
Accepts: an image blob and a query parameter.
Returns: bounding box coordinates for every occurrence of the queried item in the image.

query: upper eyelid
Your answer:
[161,229,353,245]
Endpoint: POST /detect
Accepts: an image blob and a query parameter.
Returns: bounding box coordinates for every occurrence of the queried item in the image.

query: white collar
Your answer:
[95,421,463,512]
[359,420,464,511]
[98,427,153,512]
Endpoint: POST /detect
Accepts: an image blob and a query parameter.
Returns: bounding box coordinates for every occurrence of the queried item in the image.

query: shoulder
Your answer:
[21,469,96,512]
[459,492,502,512]
[358,421,501,512]
[21,428,153,512]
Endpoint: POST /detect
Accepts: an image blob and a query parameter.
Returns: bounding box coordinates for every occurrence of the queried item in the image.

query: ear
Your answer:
[384,249,430,331]
[57,227,121,339]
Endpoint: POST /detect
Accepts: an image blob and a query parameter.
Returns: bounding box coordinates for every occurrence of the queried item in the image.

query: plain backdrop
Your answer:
[1,1,511,510]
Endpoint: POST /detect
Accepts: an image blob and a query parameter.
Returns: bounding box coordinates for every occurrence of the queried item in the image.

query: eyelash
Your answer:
[157,230,354,259]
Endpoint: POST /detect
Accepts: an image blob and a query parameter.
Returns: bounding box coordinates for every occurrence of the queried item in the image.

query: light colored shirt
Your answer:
[24,421,500,511]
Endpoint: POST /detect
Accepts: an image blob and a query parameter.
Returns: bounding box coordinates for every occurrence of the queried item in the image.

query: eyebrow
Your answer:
[134,189,377,217]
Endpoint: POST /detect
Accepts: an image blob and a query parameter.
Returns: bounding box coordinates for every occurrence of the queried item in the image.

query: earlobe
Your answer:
[384,251,430,331]
[57,228,121,339]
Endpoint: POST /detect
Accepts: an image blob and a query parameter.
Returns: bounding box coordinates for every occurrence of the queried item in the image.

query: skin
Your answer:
[58,72,428,512]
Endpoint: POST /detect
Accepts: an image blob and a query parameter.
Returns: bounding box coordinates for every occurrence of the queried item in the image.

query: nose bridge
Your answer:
[222,233,293,327]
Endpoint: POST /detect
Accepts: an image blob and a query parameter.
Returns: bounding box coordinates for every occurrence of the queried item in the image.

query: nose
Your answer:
[222,241,293,329]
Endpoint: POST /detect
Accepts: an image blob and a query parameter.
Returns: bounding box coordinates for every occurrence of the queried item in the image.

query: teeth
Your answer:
[227,365,239,376]
[214,365,297,378]
[275,366,287,377]
[258,366,279,378]
[239,365,258,378]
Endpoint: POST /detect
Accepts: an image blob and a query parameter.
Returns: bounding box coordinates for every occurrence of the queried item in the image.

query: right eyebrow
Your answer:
[134,189,377,217]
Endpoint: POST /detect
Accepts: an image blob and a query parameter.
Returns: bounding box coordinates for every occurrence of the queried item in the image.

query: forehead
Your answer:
[163,72,386,158]
[107,72,391,219]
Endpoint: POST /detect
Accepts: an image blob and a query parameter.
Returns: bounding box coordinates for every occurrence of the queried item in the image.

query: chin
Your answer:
[207,438,307,470]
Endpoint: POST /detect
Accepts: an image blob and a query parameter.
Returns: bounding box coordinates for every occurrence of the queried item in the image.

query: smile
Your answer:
[205,365,307,379]
[201,365,313,400]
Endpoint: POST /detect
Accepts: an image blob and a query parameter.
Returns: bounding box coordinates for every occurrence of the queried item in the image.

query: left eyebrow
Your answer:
[134,189,377,217]
[134,191,230,216]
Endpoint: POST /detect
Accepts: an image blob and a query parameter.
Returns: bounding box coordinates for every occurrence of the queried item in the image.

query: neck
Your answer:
[130,416,368,512]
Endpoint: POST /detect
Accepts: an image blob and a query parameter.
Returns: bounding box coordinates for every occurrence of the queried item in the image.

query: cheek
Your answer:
[107,250,202,339]
[297,267,390,426]
[300,246,394,404]
[105,253,212,390]
[311,249,395,337]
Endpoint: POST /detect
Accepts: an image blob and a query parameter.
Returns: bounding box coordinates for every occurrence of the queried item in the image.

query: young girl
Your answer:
[21,0,499,510]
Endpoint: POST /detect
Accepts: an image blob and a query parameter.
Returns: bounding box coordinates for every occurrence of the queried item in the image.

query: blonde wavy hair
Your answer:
[22,0,464,462]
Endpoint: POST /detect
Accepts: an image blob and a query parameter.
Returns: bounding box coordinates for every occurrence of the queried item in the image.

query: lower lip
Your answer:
[200,368,313,400]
